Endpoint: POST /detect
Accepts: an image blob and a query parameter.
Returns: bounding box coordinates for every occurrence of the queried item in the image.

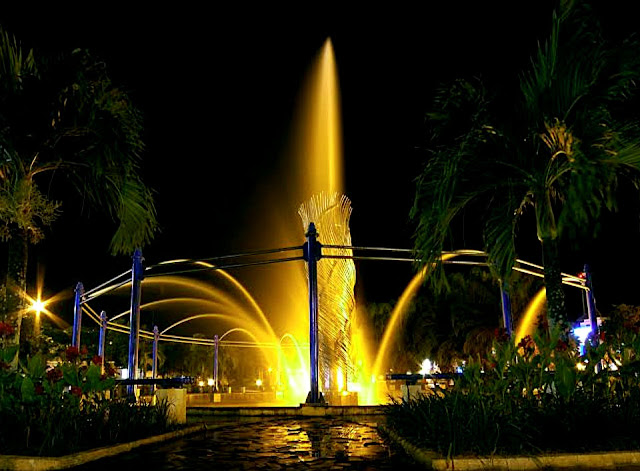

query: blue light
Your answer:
[573,325,592,355]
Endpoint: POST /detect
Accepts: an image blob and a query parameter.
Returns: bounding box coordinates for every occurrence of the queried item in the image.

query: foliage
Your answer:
[0,24,158,364]
[384,320,640,456]
[0,330,173,456]
[411,1,640,327]
[0,27,158,254]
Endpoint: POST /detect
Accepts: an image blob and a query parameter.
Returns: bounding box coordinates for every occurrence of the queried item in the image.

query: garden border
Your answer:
[0,423,207,471]
[380,424,640,470]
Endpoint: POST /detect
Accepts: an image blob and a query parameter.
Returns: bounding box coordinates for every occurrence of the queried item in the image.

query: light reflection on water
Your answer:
[73,416,423,470]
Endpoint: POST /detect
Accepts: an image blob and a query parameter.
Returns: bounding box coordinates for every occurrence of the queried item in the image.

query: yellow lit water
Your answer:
[514,287,547,343]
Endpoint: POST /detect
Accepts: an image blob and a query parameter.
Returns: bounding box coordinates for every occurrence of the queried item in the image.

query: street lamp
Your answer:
[31,298,46,314]
[29,296,47,341]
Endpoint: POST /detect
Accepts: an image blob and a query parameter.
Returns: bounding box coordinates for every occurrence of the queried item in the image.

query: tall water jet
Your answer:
[237,38,344,350]
[233,37,360,403]
[292,39,365,400]
[295,38,344,198]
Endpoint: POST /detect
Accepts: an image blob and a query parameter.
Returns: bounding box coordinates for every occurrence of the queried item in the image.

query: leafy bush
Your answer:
[384,323,640,456]
[0,325,173,456]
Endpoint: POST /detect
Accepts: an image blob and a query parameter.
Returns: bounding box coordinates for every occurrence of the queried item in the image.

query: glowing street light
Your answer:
[31,298,46,314]
[27,295,49,338]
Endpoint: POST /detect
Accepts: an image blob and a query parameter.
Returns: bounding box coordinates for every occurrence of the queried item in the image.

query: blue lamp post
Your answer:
[127,249,144,396]
[72,282,84,348]
[304,223,324,405]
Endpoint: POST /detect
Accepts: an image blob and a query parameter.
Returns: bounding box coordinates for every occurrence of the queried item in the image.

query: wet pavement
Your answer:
[73,416,425,470]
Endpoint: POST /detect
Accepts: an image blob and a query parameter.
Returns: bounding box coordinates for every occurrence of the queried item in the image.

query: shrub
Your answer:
[384,324,640,456]
[0,335,173,456]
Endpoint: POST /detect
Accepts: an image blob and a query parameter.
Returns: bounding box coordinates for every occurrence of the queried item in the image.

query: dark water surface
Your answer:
[72,416,425,470]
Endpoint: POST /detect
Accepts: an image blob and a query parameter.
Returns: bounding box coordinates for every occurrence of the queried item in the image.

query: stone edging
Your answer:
[0,423,208,471]
[377,424,439,467]
[378,424,640,470]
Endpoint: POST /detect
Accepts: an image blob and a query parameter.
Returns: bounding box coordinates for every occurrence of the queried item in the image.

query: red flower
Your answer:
[46,368,63,382]
[65,346,79,361]
[106,365,117,377]
[70,386,83,397]
[0,321,15,337]
[556,339,569,352]
[517,335,537,357]
[34,383,44,395]
[80,345,88,356]
[91,355,102,366]
[517,335,532,349]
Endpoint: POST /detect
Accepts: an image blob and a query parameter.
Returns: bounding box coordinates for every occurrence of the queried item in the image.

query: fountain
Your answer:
[73,39,500,406]
[84,37,376,405]
[72,37,600,409]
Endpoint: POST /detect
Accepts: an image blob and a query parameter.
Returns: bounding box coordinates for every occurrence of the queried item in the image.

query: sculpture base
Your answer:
[304,391,326,405]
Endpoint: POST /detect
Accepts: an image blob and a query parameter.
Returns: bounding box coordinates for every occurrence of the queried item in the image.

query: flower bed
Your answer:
[0,328,174,457]
[384,318,640,457]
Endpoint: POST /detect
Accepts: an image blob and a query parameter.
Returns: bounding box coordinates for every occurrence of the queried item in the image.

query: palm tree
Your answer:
[411,4,640,329]
[0,26,157,360]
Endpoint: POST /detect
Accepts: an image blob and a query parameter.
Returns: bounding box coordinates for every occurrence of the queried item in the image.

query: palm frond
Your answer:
[483,186,523,287]
[108,174,158,256]
[0,25,38,94]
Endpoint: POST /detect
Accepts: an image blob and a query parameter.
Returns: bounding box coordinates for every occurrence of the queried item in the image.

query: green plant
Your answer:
[385,325,640,456]
[0,337,173,456]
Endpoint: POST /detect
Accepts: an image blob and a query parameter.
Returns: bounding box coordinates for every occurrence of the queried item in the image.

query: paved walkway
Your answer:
[70,416,423,470]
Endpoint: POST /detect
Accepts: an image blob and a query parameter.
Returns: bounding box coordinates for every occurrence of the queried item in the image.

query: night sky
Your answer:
[2,3,640,326]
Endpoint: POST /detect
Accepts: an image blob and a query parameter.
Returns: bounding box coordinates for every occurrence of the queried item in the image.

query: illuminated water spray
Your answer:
[371,254,456,380]
[90,37,406,405]
[296,38,343,199]
[515,287,547,343]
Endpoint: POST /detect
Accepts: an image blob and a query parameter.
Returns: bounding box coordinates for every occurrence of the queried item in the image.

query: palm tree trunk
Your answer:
[541,237,568,331]
[4,229,29,365]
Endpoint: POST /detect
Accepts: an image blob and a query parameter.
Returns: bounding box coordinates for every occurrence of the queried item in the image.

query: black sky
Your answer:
[3,3,640,323]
